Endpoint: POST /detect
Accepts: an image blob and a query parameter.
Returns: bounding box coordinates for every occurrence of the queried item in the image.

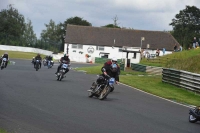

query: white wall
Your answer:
[0,45,62,60]
[64,44,173,63]
[64,44,142,63]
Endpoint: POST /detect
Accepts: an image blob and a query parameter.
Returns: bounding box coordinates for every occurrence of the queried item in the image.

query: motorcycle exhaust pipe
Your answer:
[189,109,200,119]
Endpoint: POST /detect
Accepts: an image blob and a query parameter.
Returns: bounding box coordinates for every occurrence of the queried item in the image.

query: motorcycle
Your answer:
[189,106,200,123]
[35,60,40,71]
[47,60,54,69]
[88,75,115,100]
[43,59,47,66]
[1,58,7,70]
[56,61,69,81]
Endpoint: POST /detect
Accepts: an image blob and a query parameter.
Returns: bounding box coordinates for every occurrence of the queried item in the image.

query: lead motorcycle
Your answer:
[189,106,200,123]
[1,58,7,70]
[88,75,115,100]
[56,60,69,81]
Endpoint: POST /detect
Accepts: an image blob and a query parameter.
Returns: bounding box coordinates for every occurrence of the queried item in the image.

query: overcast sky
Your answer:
[1,0,200,38]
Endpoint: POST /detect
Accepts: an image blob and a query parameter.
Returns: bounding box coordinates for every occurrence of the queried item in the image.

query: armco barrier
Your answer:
[162,68,200,93]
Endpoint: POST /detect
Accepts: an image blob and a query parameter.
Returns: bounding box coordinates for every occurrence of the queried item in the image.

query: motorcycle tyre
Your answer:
[110,86,115,92]
[99,86,111,100]
[189,114,198,123]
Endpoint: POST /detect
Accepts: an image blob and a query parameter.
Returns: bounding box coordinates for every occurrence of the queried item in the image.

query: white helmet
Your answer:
[111,57,117,63]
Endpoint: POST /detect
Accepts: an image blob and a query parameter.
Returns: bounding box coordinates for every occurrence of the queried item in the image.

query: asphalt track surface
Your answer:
[0,59,199,133]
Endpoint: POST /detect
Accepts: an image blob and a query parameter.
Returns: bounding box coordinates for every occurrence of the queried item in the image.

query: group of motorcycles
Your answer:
[31,57,69,81]
[31,57,54,71]
[2,56,199,121]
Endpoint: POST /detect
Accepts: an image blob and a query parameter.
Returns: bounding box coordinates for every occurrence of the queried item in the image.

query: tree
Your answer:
[0,4,25,39]
[23,18,37,47]
[102,15,121,28]
[61,16,92,51]
[170,5,200,49]
[63,16,92,27]
[40,19,62,51]
[102,24,120,28]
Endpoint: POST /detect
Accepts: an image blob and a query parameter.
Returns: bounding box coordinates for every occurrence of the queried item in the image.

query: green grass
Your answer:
[140,48,200,74]
[0,50,46,60]
[0,129,8,133]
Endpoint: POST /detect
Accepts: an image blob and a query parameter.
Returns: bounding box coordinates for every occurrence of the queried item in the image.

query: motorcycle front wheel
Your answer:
[58,73,63,81]
[88,82,96,98]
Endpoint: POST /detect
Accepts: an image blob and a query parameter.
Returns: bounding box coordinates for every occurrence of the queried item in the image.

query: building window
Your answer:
[72,44,83,49]
[133,53,136,59]
[96,46,104,51]
[119,48,122,52]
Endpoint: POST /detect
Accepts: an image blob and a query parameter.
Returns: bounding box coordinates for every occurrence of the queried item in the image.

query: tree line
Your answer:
[0,4,199,52]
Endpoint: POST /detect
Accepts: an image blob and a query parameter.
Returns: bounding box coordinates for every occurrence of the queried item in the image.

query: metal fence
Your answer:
[162,68,200,93]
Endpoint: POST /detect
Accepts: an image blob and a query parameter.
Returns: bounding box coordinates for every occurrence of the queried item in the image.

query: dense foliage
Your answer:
[170,5,200,49]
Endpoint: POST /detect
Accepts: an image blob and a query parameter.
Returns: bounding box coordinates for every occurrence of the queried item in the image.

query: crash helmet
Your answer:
[111,57,117,64]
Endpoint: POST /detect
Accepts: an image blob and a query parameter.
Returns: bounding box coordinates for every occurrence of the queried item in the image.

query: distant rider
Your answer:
[31,57,35,64]
[90,57,120,90]
[0,52,9,68]
[34,53,42,68]
[47,55,53,65]
[55,54,70,75]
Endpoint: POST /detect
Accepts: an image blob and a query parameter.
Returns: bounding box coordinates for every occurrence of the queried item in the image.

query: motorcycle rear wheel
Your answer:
[99,86,111,100]
[189,114,198,123]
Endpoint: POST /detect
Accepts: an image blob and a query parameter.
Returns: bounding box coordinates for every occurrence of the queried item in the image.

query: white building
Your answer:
[64,24,180,66]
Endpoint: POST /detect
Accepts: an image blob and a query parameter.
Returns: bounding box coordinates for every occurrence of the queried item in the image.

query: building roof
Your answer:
[65,24,179,51]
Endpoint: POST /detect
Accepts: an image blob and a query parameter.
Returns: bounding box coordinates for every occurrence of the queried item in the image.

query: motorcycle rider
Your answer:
[34,53,42,68]
[47,55,53,65]
[31,57,35,64]
[55,54,70,75]
[90,57,120,90]
[0,52,9,68]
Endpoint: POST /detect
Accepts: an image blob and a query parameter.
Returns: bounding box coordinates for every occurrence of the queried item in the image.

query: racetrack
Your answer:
[0,59,199,133]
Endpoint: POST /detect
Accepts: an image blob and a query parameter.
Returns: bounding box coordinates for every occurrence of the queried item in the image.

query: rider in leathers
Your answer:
[0,52,9,68]
[34,53,42,68]
[90,57,120,90]
[55,54,70,75]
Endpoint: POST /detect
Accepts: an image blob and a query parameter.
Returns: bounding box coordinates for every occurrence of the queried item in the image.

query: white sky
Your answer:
[0,0,200,38]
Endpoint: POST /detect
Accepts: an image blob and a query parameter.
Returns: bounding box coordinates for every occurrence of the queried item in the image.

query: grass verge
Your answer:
[76,65,200,106]
[0,129,8,133]
[0,50,46,60]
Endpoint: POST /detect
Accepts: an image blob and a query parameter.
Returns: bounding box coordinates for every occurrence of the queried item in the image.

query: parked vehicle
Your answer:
[88,75,115,100]
[1,58,7,70]
[189,106,200,123]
